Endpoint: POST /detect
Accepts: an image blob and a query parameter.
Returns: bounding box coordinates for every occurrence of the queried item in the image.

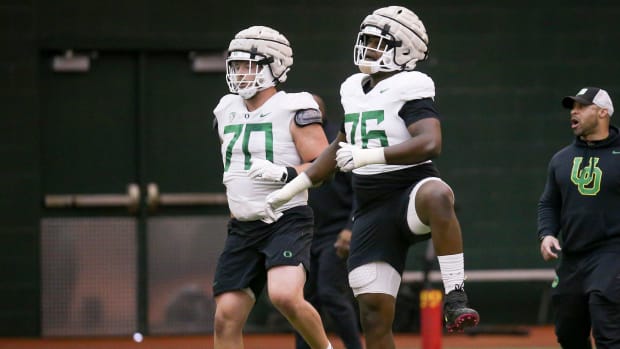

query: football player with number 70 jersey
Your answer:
[211,26,333,349]
[265,6,479,349]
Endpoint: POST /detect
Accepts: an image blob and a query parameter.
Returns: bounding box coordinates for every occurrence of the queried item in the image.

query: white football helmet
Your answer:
[354,6,429,74]
[226,26,293,99]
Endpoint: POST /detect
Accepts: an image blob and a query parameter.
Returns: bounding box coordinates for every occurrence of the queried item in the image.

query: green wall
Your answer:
[1,0,620,335]
[0,0,40,336]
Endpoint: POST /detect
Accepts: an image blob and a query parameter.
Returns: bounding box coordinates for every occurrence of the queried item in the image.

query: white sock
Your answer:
[326,343,333,349]
[437,253,465,294]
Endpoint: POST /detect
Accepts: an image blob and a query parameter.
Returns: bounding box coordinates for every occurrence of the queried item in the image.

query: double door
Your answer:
[40,50,229,336]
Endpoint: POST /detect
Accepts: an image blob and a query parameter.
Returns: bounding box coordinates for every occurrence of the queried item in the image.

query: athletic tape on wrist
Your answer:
[359,147,386,166]
[279,172,312,200]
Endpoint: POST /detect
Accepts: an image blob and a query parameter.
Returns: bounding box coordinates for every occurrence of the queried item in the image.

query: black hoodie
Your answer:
[537,125,620,255]
[307,120,355,251]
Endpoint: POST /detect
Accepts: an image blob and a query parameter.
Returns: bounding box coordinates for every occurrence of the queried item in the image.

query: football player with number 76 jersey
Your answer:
[211,26,333,349]
[265,6,479,349]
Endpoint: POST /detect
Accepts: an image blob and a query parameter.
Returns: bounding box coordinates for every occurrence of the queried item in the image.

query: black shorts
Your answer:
[213,205,314,298]
[348,165,438,274]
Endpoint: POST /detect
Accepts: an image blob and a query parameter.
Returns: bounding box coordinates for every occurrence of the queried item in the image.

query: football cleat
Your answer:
[443,284,480,332]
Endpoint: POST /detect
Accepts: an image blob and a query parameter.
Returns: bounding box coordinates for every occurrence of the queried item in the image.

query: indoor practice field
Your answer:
[0,326,559,349]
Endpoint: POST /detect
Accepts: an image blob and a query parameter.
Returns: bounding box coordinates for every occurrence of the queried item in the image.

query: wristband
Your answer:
[285,166,298,183]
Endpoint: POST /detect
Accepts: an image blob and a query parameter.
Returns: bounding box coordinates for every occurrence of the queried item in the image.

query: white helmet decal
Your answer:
[354,6,429,74]
[226,26,293,98]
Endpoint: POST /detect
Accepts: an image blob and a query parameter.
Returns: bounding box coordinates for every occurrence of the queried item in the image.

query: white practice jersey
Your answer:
[214,91,318,221]
[340,71,435,175]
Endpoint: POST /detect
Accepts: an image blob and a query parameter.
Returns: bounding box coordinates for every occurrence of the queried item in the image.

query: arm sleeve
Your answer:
[537,160,562,241]
[294,108,323,127]
[398,98,441,127]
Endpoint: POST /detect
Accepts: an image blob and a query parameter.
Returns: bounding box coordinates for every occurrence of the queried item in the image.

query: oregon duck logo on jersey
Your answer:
[570,157,602,196]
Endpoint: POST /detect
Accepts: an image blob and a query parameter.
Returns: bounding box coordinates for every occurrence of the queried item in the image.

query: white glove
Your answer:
[264,173,313,221]
[336,142,386,172]
[249,159,288,183]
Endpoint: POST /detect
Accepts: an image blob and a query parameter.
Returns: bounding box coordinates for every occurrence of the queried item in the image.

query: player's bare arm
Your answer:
[336,116,442,172]
[384,117,442,165]
[305,132,345,183]
[290,120,329,174]
[265,131,341,219]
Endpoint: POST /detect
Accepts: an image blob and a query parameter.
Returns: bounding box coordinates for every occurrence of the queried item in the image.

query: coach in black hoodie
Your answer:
[538,87,620,349]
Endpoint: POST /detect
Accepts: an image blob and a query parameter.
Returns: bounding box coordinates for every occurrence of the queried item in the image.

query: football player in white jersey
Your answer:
[212,26,333,349]
[265,6,479,348]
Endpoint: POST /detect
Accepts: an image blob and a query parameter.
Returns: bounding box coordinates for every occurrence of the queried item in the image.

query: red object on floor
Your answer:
[420,288,443,349]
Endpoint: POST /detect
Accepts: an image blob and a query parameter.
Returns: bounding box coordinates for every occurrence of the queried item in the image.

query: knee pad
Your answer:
[407,177,452,235]
[348,262,401,298]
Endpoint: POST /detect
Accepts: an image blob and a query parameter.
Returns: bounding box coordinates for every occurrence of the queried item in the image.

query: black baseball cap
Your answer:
[562,87,614,116]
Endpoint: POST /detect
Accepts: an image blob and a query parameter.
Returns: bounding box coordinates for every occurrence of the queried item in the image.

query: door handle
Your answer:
[44,183,141,212]
[146,182,227,210]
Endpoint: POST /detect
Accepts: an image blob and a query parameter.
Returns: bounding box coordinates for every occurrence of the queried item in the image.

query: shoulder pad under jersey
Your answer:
[340,73,367,98]
[279,91,319,111]
[213,94,240,117]
[393,71,435,101]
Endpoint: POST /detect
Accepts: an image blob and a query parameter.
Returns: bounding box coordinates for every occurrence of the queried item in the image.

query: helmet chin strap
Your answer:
[358,64,379,74]
[239,87,258,99]
[357,47,402,74]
